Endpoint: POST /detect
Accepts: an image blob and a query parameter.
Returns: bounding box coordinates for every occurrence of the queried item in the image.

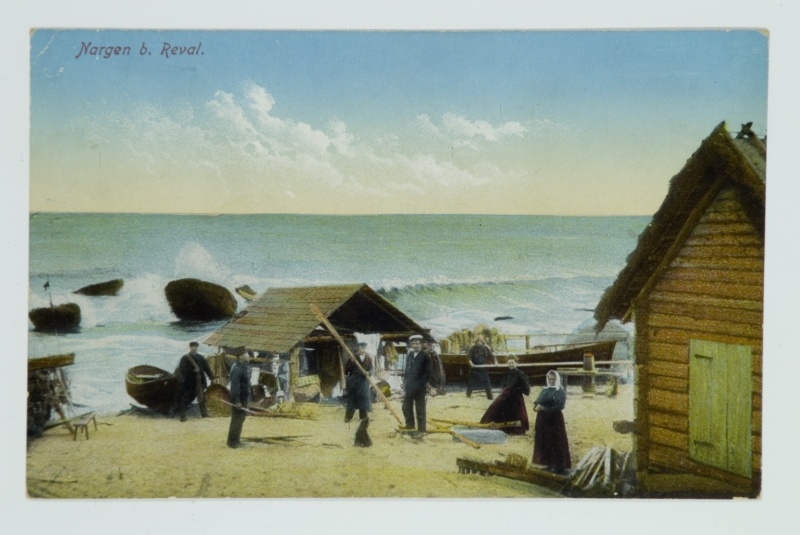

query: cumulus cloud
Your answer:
[69,82,532,211]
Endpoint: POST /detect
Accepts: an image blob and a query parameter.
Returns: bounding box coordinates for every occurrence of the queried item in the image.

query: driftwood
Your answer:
[564,446,636,497]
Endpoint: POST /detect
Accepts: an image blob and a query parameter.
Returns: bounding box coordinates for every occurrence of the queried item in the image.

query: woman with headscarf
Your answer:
[479,357,530,434]
[532,370,571,474]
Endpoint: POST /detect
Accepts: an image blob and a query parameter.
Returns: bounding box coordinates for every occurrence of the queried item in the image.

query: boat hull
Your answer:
[440,340,618,386]
[125,365,179,415]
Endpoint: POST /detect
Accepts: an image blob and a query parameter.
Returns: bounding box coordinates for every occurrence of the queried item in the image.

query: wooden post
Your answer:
[582,352,596,395]
[310,304,404,426]
[337,347,347,392]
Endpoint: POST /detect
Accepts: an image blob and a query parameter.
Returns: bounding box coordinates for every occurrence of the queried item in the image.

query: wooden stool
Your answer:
[70,412,97,440]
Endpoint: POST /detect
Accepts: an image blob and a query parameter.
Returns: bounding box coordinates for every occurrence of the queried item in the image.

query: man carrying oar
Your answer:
[345,342,374,447]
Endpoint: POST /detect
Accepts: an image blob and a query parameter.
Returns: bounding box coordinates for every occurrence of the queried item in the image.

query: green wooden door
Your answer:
[689,340,753,478]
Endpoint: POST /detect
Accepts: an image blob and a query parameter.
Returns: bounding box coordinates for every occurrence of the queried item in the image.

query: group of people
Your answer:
[171,341,255,449]
[467,336,572,474]
[173,336,572,474]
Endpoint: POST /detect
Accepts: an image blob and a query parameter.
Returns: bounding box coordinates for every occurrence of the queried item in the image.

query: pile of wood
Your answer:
[440,324,508,354]
[564,446,636,497]
[27,354,76,437]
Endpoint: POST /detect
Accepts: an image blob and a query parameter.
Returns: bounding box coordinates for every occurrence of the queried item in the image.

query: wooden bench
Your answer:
[69,412,97,440]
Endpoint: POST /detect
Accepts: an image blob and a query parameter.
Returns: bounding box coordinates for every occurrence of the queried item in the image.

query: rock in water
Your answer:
[165,278,237,321]
[74,278,124,296]
[235,284,258,301]
[28,303,82,332]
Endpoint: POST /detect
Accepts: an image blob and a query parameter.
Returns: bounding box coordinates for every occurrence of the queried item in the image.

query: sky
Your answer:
[29,28,768,215]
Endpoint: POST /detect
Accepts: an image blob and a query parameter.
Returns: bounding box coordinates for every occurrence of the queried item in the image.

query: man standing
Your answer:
[227,349,252,448]
[345,342,373,447]
[402,335,432,433]
[466,336,496,399]
[175,341,215,422]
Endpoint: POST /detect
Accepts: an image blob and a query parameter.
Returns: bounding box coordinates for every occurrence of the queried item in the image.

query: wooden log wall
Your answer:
[637,187,763,493]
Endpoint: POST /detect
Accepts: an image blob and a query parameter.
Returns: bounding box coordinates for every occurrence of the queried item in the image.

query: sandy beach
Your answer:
[26,383,633,499]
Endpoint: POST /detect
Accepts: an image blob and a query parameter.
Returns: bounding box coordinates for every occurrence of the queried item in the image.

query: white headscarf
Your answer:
[545,370,563,390]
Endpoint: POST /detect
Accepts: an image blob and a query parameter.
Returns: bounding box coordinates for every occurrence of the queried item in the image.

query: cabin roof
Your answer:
[594,121,766,329]
[204,283,429,353]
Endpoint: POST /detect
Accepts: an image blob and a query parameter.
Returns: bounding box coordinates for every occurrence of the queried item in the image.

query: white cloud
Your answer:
[70,82,530,210]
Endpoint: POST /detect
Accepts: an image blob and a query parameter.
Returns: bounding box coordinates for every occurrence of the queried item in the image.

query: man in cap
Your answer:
[401,335,432,433]
[174,341,215,422]
[345,341,374,447]
[227,348,252,448]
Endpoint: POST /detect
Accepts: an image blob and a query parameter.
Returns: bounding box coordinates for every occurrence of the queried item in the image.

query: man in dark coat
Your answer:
[345,342,374,447]
[175,341,215,422]
[423,340,446,395]
[402,335,432,433]
[466,336,496,399]
[227,349,252,448]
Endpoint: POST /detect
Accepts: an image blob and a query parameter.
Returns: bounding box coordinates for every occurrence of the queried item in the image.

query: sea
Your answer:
[28,213,649,415]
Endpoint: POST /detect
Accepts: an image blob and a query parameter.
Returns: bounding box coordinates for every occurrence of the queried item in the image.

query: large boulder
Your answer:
[164,278,237,321]
[74,278,124,296]
[29,303,82,333]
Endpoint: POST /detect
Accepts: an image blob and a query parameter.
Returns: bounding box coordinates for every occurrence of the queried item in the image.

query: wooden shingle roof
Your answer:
[594,122,766,329]
[204,283,428,353]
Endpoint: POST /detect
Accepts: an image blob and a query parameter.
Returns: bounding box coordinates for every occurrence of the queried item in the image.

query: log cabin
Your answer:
[594,122,765,498]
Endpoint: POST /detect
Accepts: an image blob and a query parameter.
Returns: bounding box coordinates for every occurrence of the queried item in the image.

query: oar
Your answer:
[430,423,481,449]
[431,418,521,429]
[310,304,404,426]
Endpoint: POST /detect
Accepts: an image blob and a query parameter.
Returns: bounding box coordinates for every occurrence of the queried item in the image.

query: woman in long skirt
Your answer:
[532,370,571,474]
[480,357,530,434]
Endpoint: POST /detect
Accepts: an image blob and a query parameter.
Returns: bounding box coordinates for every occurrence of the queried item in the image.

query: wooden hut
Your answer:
[594,122,765,498]
[204,284,429,398]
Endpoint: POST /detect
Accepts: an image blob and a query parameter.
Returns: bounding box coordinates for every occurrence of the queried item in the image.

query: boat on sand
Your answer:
[125,365,179,415]
[439,340,618,385]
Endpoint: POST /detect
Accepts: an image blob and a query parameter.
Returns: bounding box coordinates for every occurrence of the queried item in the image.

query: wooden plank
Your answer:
[648,312,762,341]
[648,328,762,351]
[669,255,764,272]
[648,300,763,326]
[649,288,763,311]
[677,244,763,260]
[649,410,689,433]
[649,360,689,379]
[683,233,762,248]
[646,341,688,363]
[28,353,75,371]
[688,340,727,470]
[640,473,756,497]
[653,277,764,302]
[727,344,753,478]
[649,388,689,414]
[649,375,687,393]
[650,425,688,451]
[690,221,759,237]
[660,267,763,286]
[648,443,755,490]
[455,457,567,492]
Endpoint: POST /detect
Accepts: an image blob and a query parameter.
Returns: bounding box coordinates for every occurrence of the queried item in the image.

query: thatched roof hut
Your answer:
[594,121,765,498]
[205,284,429,397]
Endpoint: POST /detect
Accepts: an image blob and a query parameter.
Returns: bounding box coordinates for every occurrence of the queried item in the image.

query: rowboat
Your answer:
[125,365,179,415]
[439,340,618,385]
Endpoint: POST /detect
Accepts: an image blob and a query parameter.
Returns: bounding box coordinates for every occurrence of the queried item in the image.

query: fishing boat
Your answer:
[439,340,618,385]
[125,365,179,415]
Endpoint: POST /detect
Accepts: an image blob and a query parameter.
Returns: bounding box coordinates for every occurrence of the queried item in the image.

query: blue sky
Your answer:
[30,30,768,214]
